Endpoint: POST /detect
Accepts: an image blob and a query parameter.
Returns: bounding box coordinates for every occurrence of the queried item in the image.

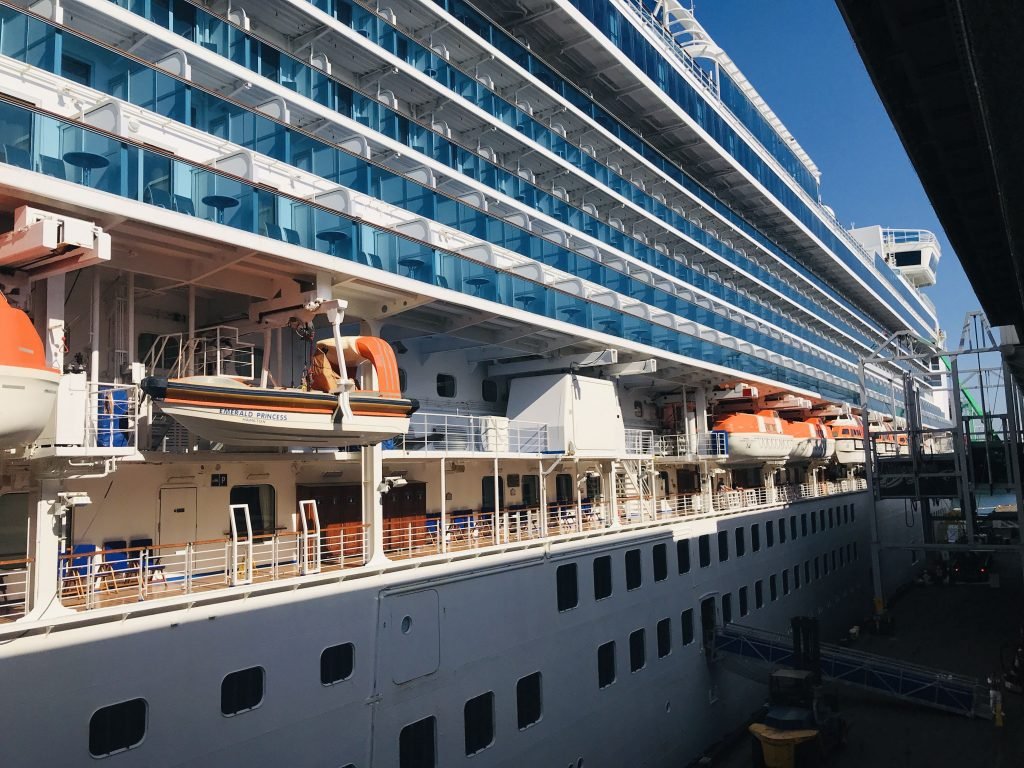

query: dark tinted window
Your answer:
[782,570,790,595]
[436,373,456,397]
[778,518,786,543]
[556,563,578,611]
[755,580,764,608]
[770,575,778,601]
[320,643,354,685]
[698,535,711,567]
[722,592,732,624]
[811,511,818,533]
[89,699,147,757]
[464,692,494,755]
[739,586,749,616]
[717,531,729,562]
[766,521,774,548]
[400,716,436,768]
[804,560,811,583]
[593,555,612,600]
[751,524,761,552]
[681,609,694,645]
[801,514,808,536]
[625,549,642,590]
[794,565,801,589]
[598,641,616,688]
[629,629,646,672]
[516,672,542,729]
[221,667,264,716]
[653,543,668,582]
[735,527,745,557]
[481,379,498,402]
[657,618,672,658]
[790,515,797,540]
[677,539,690,573]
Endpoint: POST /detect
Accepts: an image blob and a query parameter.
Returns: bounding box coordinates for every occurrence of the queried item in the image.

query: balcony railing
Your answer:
[0,557,31,622]
[33,379,140,457]
[29,477,869,621]
[389,412,548,454]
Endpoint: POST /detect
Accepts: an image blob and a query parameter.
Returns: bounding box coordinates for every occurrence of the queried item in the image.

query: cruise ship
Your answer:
[0,0,946,765]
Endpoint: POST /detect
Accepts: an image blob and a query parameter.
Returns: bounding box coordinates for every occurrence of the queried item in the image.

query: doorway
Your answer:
[159,487,197,545]
[700,595,718,654]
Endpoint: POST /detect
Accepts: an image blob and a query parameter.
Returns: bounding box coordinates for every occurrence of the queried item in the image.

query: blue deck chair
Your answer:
[101,539,132,590]
[63,543,97,597]
[282,227,301,245]
[424,517,440,548]
[173,195,196,216]
[39,155,66,179]
[264,223,284,240]
[129,537,165,585]
[2,144,30,169]
[144,186,173,209]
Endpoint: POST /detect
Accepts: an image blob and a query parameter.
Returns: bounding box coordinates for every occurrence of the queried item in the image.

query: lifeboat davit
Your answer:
[0,292,59,448]
[713,409,795,465]
[141,336,418,448]
[783,419,835,462]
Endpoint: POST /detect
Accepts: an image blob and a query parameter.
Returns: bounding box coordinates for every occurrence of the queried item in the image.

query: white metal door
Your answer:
[229,503,254,585]
[158,487,197,545]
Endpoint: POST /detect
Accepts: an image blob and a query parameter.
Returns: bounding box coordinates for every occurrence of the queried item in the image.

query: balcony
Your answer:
[388,412,548,455]
[31,378,140,459]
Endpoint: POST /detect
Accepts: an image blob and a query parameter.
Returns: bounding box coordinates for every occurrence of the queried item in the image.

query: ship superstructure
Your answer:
[0,0,943,765]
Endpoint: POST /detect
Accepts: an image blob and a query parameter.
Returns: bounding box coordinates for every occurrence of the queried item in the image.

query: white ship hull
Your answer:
[0,364,60,448]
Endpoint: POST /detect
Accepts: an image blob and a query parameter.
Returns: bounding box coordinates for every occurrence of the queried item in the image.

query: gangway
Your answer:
[713,623,991,719]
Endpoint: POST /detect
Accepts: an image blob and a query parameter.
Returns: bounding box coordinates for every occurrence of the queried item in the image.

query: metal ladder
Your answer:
[713,624,992,719]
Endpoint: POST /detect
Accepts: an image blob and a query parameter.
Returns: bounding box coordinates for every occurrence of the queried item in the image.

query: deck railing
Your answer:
[38,478,867,619]
[0,558,31,622]
[390,412,548,454]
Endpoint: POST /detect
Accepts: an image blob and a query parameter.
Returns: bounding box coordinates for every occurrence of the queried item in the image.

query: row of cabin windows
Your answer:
[696,504,857,567]
[597,610,696,688]
[394,370,502,402]
[482,474,602,512]
[721,542,860,621]
[88,644,355,757]
[402,671,543,764]
[556,542,671,611]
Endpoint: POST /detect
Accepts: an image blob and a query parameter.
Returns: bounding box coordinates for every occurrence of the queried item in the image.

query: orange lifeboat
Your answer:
[0,291,60,448]
[783,419,835,462]
[712,409,795,465]
[828,416,866,465]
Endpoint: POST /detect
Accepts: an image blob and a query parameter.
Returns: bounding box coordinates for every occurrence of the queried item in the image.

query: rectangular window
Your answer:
[625,549,642,590]
[782,570,790,595]
[739,586,749,617]
[653,543,668,582]
[677,539,691,573]
[698,535,711,567]
[481,476,505,512]
[823,553,830,575]
[657,618,672,658]
[593,555,612,600]
[556,563,578,611]
[831,550,837,571]
[819,509,826,531]
[629,628,646,672]
[89,699,147,757]
[320,643,354,685]
[769,575,778,601]
[828,508,834,529]
[794,565,801,590]
[804,560,811,583]
[790,516,797,540]
[436,373,456,397]
[464,692,494,756]
[751,524,760,552]
[597,641,616,688]
[801,514,808,537]
[400,716,436,768]
[766,520,774,548]
[814,557,821,579]
[717,531,729,562]
[851,505,856,523]
[853,542,858,560]
[735,527,746,557]
[840,548,845,567]
[221,666,264,716]
[681,609,694,645]
[516,672,542,729]
[722,592,732,624]
[811,512,818,534]
[778,518,786,544]
[755,580,764,608]
[229,485,276,536]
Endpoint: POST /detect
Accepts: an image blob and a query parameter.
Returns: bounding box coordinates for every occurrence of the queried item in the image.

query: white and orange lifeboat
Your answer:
[141,336,418,448]
[828,416,866,465]
[783,419,835,462]
[713,409,795,465]
[0,291,60,448]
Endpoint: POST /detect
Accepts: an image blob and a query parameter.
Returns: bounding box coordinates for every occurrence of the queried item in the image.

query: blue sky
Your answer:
[692,0,978,348]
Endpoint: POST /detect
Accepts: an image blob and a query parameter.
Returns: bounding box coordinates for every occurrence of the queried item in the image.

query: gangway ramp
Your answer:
[713,624,991,719]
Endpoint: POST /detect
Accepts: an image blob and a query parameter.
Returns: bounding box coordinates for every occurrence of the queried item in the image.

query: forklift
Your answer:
[749,618,847,768]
